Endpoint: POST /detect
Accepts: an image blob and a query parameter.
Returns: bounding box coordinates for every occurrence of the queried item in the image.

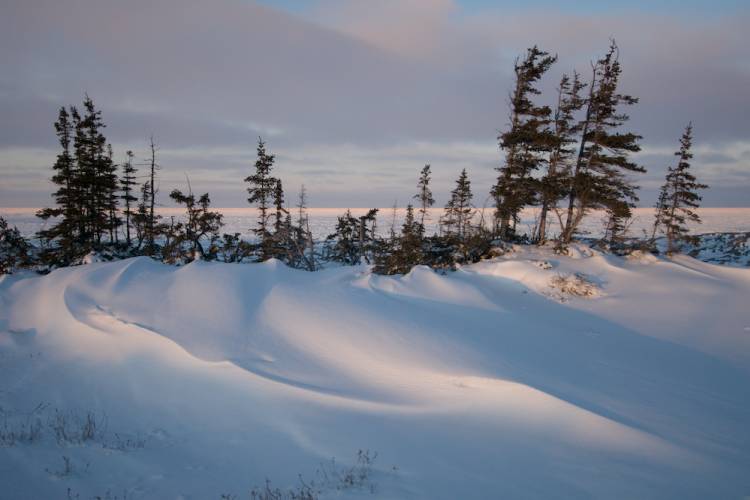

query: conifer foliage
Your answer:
[536,72,586,243]
[2,40,716,276]
[37,96,121,264]
[120,150,138,247]
[561,41,644,244]
[245,138,278,261]
[414,164,435,228]
[442,169,474,242]
[163,186,224,263]
[492,46,557,239]
[0,217,31,274]
[653,123,708,254]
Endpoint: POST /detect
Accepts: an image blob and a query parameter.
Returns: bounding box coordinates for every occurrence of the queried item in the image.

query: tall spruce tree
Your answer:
[120,150,138,247]
[654,123,708,254]
[442,169,474,241]
[561,41,644,244]
[104,144,120,244]
[143,136,161,255]
[37,97,118,262]
[536,72,586,244]
[273,179,287,235]
[414,164,435,229]
[492,46,557,239]
[37,106,81,263]
[293,185,316,271]
[271,178,291,260]
[74,95,117,246]
[245,138,278,260]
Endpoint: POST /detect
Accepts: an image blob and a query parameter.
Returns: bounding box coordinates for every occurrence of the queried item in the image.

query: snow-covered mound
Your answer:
[1,248,749,499]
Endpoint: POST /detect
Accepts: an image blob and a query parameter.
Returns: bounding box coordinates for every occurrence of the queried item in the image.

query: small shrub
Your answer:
[549,272,600,299]
[49,409,106,445]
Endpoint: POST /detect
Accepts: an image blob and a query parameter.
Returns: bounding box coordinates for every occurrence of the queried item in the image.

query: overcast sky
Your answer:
[1,0,748,207]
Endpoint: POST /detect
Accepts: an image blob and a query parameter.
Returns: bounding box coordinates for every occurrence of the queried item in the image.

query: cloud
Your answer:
[0,0,748,206]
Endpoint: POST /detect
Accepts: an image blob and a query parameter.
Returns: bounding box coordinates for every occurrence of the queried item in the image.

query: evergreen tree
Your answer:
[414,164,435,230]
[37,97,118,262]
[655,123,708,254]
[104,144,121,244]
[143,136,161,255]
[536,72,586,243]
[375,204,424,275]
[245,138,278,260]
[0,217,31,274]
[270,178,292,261]
[441,169,474,242]
[292,185,316,271]
[492,46,557,239]
[75,95,117,246]
[165,187,224,263]
[325,209,359,265]
[562,41,644,243]
[325,209,378,265]
[651,182,669,241]
[120,150,138,247]
[273,179,287,235]
[36,106,81,263]
[131,181,151,249]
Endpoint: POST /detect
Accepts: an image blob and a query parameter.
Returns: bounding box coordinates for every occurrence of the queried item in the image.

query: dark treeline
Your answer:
[1,41,708,275]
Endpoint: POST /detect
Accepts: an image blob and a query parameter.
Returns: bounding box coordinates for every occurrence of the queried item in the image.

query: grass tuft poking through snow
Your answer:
[548,272,601,300]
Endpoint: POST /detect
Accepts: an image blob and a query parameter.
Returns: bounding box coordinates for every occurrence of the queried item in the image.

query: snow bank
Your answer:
[1,248,749,498]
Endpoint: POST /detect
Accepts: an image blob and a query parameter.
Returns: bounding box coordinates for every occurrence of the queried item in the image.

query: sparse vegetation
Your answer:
[245,450,381,500]
[549,272,600,299]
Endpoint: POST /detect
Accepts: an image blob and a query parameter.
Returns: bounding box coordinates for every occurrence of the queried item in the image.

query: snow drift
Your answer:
[1,247,749,499]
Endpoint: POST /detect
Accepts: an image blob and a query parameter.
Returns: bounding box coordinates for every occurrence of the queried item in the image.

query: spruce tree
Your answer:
[655,123,708,254]
[273,179,287,235]
[1,217,31,274]
[325,209,359,264]
[167,187,224,262]
[271,178,290,260]
[104,144,121,244]
[37,97,118,262]
[120,150,138,247]
[536,72,586,244]
[245,137,278,260]
[441,169,474,242]
[396,204,424,272]
[293,185,316,271]
[75,95,116,246]
[651,182,669,241]
[143,136,161,255]
[37,106,81,263]
[561,41,644,244]
[414,164,435,230]
[492,46,557,239]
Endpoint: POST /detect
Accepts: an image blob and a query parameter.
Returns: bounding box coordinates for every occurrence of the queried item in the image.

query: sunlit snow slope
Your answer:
[1,246,749,499]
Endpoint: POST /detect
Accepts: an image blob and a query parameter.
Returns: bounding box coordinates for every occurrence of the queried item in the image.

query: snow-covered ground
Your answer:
[3,207,750,241]
[1,245,749,499]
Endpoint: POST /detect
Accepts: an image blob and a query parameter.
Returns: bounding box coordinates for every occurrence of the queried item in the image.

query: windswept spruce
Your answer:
[0,41,710,275]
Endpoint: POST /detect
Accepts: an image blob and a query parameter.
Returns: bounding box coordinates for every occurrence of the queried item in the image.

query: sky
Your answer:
[1,0,748,208]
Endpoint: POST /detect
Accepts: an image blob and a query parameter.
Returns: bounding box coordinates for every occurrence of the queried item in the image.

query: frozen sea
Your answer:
[2,207,749,242]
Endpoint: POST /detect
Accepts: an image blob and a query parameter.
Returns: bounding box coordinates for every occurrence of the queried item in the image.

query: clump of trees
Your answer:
[1,40,710,276]
[0,217,32,274]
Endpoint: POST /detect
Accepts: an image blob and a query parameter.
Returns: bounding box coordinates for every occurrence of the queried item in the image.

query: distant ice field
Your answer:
[2,207,749,241]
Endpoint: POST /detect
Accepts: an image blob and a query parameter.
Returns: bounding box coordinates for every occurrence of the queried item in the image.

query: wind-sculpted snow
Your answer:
[1,248,749,498]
